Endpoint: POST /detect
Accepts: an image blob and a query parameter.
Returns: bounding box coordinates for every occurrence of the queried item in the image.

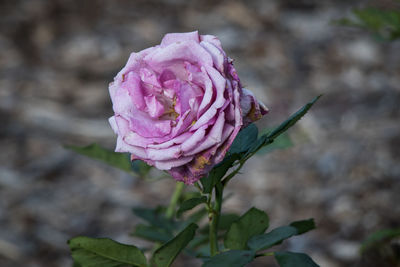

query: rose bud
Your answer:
[109,31,268,184]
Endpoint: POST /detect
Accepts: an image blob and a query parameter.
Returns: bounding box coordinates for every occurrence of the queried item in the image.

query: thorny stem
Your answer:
[165,181,184,219]
[209,182,223,256]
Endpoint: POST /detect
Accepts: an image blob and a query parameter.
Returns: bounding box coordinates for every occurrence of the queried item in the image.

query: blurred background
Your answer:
[1,0,399,266]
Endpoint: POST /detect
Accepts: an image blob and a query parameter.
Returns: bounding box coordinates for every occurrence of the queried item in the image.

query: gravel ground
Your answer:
[1,0,399,266]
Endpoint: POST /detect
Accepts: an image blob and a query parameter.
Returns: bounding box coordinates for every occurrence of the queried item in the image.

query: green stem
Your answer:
[165,181,184,219]
[209,182,223,256]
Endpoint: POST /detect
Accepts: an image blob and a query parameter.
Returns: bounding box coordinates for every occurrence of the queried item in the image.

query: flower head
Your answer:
[109,31,268,184]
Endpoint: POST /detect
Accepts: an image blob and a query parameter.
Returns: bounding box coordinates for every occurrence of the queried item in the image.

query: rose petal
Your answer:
[120,72,145,111]
[197,66,214,116]
[144,95,165,118]
[200,34,223,50]
[191,66,227,129]
[144,41,213,72]
[108,116,118,134]
[129,109,172,138]
[139,68,161,88]
[181,125,208,153]
[146,145,182,161]
[186,111,228,156]
[161,31,200,47]
[116,47,156,81]
[154,156,194,170]
[200,41,226,73]
[147,132,192,149]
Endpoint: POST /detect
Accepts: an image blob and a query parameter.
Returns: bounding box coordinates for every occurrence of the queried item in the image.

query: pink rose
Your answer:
[109,31,268,184]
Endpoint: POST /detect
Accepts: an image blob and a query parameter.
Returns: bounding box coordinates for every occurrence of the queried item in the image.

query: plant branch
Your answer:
[165,181,184,219]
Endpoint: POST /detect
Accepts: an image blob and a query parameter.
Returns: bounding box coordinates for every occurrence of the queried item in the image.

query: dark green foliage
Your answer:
[200,153,240,193]
[336,8,400,41]
[275,251,320,267]
[151,223,198,267]
[224,207,269,250]
[67,96,322,267]
[361,228,400,252]
[290,218,316,235]
[177,196,207,217]
[200,213,241,234]
[65,143,133,173]
[65,143,152,177]
[132,224,172,243]
[132,207,175,232]
[248,95,321,156]
[256,129,293,155]
[248,226,298,251]
[202,250,256,267]
[131,160,152,177]
[68,237,147,267]
[228,123,258,155]
[248,219,316,251]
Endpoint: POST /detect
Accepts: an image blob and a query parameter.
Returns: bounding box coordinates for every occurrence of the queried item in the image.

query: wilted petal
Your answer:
[240,88,269,126]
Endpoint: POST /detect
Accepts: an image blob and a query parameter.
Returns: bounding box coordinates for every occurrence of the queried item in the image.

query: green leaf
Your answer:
[224,207,269,250]
[266,96,321,140]
[361,228,400,252]
[247,96,321,155]
[132,224,172,243]
[177,196,207,217]
[335,8,400,41]
[275,251,320,267]
[184,208,208,225]
[132,207,175,232]
[64,143,133,173]
[68,236,147,267]
[257,129,293,155]
[228,123,258,155]
[248,226,297,251]
[151,223,198,267]
[202,250,256,267]
[131,160,152,177]
[290,218,316,235]
[219,213,241,231]
[200,154,240,194]
[248,219,316,251]
[200,213,241,234]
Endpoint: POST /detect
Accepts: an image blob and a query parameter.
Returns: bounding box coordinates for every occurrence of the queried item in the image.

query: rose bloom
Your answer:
[109,31,268,184]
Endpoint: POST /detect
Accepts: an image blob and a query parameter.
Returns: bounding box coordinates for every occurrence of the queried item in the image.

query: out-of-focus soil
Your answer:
[0,0,399,266]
